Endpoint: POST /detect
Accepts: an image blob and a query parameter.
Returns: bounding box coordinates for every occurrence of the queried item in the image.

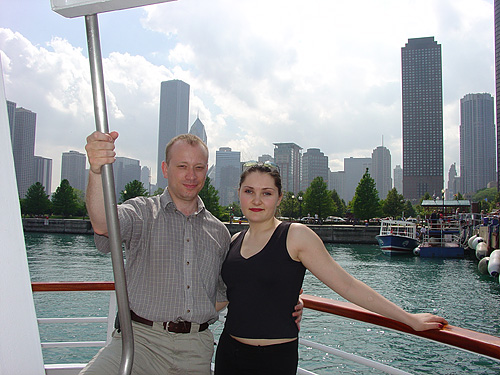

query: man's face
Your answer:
[161,141,208,204]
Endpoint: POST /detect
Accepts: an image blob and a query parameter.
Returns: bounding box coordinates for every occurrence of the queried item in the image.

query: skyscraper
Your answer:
[401,37,443,202]
[371,146,392,199]
[215,147,241,206]
[61,151,86,192]
[114,156,141,198]
[34,156,52,196]
[11,107,36,198]
[274,143,302,194]
[157,80,190,189]
[447,163,460,200]
[393,165,403,194]
[459,93,496,195]
[343,157,371,203]
[301,148,329,191]
[189,116,207,145]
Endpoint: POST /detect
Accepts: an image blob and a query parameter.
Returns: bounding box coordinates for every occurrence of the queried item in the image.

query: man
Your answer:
[82,131,301,374]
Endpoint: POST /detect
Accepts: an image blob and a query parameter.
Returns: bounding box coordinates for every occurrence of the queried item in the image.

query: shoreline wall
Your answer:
[22,218,379,244]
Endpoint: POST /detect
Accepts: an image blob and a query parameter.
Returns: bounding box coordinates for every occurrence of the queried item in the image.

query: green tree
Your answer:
[351,169,381,220]
[120,180,148,203]
[403,200,417,218]
[382,188,405,218]
[51,179,78,217]
[472,187,497,205]
[330,189,346,217]
[303,177,335,219]
[279,191,297,218]
[23,182,52,216]
[152,187,164,196]
[199,176,221,217]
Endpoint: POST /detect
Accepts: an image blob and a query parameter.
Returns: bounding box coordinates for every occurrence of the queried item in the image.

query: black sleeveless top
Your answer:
[221,222,306,339]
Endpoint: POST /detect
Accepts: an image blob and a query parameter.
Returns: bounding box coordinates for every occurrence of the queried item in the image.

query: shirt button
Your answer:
[186,261,190,265]
[187,285,190,289]
[186,238,190,242]
[187,309,190,313]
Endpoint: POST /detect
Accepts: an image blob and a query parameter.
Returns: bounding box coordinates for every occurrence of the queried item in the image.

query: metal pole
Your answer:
[85,14,134,375]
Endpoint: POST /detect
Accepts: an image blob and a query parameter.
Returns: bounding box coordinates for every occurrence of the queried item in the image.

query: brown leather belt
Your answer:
[130,310,209,333]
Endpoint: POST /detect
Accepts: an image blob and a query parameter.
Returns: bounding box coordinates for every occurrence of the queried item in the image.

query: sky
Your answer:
[0,0,496,192]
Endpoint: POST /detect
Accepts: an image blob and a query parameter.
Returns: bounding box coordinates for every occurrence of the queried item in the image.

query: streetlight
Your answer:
[50,2,175,374]
[298,195,303,219]
[291,195,295,219]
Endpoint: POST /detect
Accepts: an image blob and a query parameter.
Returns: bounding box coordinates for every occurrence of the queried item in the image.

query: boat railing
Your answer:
[422,219,463,245]
[379,220,417,238]
[32,282,500,375]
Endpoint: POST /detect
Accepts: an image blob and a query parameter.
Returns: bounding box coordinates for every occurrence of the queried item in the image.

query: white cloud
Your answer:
[1,0,496,192]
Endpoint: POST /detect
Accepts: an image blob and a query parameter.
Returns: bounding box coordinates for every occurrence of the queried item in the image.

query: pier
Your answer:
[22,218,379,244]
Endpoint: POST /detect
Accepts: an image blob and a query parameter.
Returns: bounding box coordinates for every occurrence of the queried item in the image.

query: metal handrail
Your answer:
[85,15,133,375]
[33,282,500,364]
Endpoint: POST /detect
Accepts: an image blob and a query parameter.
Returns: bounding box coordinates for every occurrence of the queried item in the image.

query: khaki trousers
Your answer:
[79,321,214,375]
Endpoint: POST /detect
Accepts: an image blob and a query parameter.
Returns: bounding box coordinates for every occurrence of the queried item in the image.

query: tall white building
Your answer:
[11,107,37,198]
[329,170,345,199]
[343,157,371,203]
[274,143,302,195]
[459,93,496,195]
[114,157,141,197]
[140,166,151,194]
[189,117,207,145]
[301,148,329,191]
[34,156,52,196]
[157,80,190,189]
[61,151,86,192]
[393,165,403,194]
[371,146,392,199]
[215,147,241,206]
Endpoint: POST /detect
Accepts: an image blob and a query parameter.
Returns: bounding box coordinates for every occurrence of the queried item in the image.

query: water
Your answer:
[26,232,500,374]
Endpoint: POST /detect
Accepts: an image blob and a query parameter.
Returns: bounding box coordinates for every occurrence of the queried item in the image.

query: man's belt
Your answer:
[130,310,209,333]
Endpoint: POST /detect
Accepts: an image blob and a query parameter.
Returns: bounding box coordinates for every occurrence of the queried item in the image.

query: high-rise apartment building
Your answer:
[6,100,16,142]
[189,117,207,145]
[329,170,345,200]
[12,107,36,198]
[61,150,86,192]
[343,157,371,203]
[401,37,444,202]
[215,147,241,206]
[447,163,460,200]
[156,80,190,189]
[140,166,151,194]
[274,143,302,194]
[34,156,52,195]
[114,157,141,198]
[371,146,392,199]
[393,165,403,194]
[459,93,496,195]
[301,148,329,191]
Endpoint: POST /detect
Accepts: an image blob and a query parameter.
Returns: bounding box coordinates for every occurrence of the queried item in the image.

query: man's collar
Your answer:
[160,188,205,215]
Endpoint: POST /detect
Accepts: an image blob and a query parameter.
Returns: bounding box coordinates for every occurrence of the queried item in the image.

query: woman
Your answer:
[214,162,447,375]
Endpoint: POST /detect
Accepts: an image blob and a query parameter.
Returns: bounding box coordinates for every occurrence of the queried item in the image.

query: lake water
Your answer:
[26,232,500,374]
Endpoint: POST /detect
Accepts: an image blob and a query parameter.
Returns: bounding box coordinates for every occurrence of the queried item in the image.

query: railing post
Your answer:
[85,14,134,375]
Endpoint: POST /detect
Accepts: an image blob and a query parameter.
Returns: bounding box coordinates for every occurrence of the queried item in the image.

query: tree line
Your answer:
[20,169,500,221]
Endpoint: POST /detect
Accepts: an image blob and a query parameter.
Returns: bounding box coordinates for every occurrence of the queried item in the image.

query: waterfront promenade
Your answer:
[22,218,379,244]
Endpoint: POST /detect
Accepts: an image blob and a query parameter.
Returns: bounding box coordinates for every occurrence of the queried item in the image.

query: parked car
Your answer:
[324,216,346,224]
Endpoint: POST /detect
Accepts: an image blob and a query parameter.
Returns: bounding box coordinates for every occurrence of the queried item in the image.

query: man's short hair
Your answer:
[164,134,209,165]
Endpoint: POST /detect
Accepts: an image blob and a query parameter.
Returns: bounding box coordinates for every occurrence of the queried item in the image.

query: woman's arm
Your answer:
[288,223,447,331]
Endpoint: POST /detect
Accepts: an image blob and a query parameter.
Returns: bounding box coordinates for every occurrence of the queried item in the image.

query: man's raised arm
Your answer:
[85,131,119,236]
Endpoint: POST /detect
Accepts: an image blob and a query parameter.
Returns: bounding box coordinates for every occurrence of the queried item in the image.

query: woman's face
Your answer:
[239,171,282,223]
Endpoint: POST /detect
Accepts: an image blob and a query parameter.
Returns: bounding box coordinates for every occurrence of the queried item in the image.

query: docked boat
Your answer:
[375,219,419,255]
[413,199,471,258]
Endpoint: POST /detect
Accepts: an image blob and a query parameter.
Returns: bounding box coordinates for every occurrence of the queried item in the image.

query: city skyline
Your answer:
[1,0,495,192]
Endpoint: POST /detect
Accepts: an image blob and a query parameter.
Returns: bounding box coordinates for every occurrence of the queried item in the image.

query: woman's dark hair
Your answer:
[239,165,282,196]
